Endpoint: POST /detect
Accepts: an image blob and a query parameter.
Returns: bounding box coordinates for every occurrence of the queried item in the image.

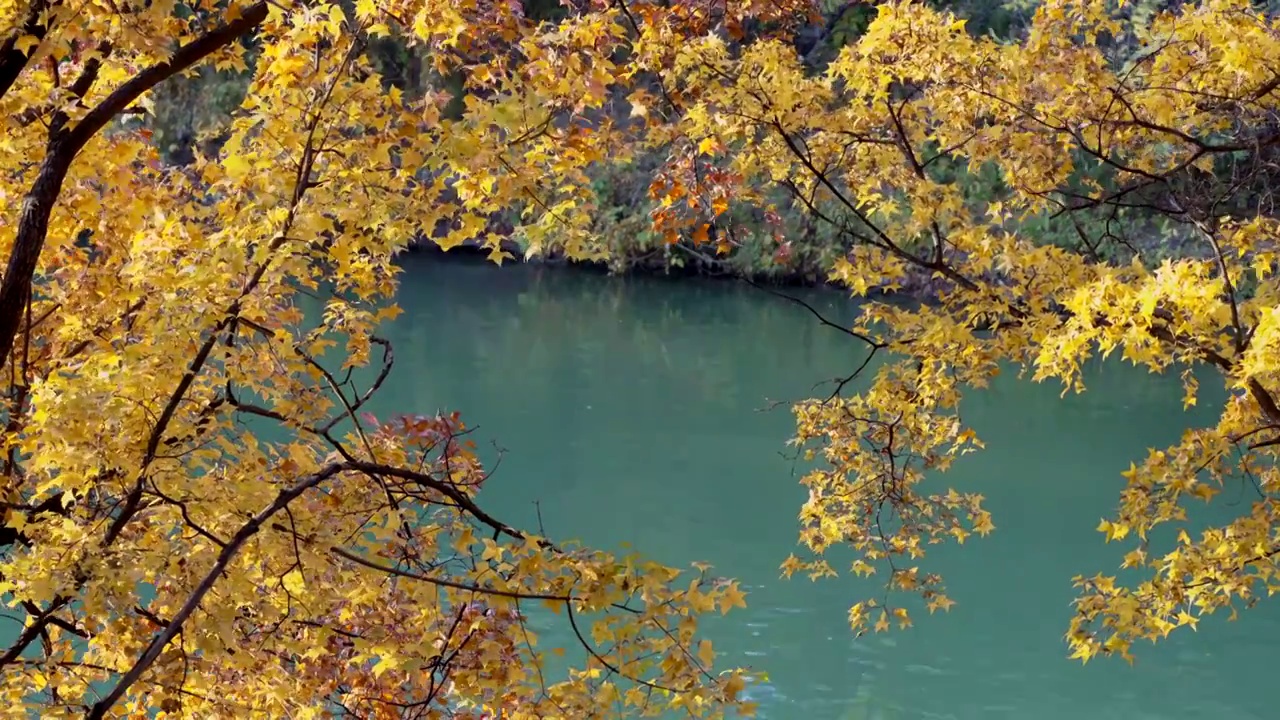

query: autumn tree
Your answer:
[6,0,1280,714]
[635,0,1280,663]
[0,0,815,716]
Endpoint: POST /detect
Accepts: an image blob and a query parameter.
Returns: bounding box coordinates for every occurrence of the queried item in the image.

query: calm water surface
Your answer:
[362,255,1275,719]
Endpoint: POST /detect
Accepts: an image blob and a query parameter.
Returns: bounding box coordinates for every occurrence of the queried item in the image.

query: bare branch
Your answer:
[329,547,574,602]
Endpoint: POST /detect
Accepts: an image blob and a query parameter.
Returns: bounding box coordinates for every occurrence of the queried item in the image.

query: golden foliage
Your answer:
[5,0,1280,714]
[640,0,1280,665]
[0,0,784,716]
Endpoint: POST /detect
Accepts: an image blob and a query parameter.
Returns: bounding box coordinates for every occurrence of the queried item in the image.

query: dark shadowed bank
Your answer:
[403,235,950,301]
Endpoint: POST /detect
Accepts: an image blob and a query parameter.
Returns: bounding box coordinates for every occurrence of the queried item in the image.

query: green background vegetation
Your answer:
[145,0,1265,287]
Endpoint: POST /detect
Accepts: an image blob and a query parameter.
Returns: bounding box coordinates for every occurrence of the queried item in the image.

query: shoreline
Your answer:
[403,241,928,301]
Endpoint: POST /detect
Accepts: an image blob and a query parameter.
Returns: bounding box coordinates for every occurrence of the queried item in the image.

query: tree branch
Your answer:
[86,461,348,719]
[0,2,269,368]
[0,0,55,100]
[66,3,268,151]
[330,546,574,602]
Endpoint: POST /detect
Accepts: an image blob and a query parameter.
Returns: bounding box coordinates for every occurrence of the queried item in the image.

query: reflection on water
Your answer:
[356,254,1279,719]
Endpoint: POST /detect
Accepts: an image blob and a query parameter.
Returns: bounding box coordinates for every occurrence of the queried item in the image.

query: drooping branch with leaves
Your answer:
[638,0,1280,662]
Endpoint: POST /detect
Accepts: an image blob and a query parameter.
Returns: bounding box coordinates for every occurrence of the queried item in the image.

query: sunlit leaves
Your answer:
[6,0,1280,711]
[628,0,1280,663]
[0,0,801,716]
